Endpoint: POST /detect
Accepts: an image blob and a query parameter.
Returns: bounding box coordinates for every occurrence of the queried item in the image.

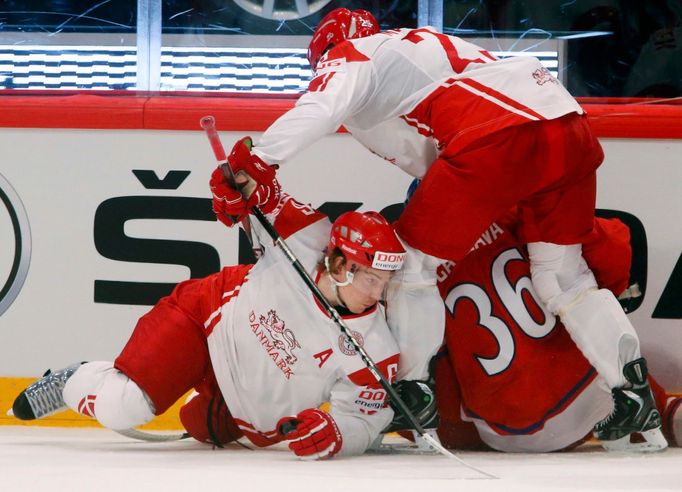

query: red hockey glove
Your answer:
[210,166,247,227]
[277,408,343,460]
[179,390,243,446]
[209,137,281,227]
[227,137,281,214]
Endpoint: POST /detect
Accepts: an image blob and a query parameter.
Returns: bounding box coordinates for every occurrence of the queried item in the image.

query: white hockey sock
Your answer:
[63,361,155,430]
[560,289,640,388]
[527,242,641,389]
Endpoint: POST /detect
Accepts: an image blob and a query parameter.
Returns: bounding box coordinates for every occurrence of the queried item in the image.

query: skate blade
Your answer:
[367,442,441,455]
[367,430,442,455]
[601,428,669,453]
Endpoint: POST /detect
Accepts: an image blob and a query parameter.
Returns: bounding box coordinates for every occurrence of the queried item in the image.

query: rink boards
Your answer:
[0,94,680,429]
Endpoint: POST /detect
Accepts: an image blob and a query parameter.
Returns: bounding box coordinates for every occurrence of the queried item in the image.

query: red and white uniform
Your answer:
[257,27,581,177]
[115,195,399,456]
[254,27,601,257]
[433,212,633,452]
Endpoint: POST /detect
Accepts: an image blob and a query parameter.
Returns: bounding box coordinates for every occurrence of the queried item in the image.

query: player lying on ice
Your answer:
[386,199,675,453]
[11,139,408,460]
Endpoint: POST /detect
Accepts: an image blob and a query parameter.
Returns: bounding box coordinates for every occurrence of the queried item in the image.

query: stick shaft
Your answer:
[200,115,259,255]
[200,116,227,163]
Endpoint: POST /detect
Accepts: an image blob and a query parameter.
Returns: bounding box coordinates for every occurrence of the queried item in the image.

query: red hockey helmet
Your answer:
[307,8,380,69]
[328,211,406,271]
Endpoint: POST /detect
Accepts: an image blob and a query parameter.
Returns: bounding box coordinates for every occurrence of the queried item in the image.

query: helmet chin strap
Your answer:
[324,256,353,307]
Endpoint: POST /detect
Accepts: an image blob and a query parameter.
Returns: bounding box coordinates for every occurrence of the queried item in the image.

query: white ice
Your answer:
[1,426,681,492]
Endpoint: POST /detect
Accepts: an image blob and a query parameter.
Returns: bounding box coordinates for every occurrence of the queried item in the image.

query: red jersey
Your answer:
[435,211,631,445]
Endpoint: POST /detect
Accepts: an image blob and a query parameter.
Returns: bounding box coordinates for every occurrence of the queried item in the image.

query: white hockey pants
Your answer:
[527,242,640,388]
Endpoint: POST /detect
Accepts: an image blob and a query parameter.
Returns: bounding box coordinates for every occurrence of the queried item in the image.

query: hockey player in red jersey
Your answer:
[227,7,665,448]
[428,209,678,452]
[11,140,407,460]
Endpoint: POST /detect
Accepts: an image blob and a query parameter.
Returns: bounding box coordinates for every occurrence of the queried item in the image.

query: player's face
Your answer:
[339,266,393,313]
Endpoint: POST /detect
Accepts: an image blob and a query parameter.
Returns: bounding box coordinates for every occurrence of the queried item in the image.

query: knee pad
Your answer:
[63,361,155,431]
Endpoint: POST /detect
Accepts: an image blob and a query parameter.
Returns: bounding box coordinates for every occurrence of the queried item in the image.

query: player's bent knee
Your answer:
[63,361,116,414]
[95,372,155,430]
[63,360,155,430]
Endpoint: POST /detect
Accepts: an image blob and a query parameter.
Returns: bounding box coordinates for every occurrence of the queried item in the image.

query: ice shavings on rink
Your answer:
[1,426,681,492]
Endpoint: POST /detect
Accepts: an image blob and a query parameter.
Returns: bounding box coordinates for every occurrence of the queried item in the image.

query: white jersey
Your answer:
[206,195,399,456]
[255,27,583,178]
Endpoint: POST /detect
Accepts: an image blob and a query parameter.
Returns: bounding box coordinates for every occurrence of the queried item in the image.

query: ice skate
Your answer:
[382,379,439,434]
[594,358,668,452]
[10,363,83,420]
[368,379,442,454]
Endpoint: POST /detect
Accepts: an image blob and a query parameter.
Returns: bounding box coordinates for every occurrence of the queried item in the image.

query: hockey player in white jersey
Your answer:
[11,141,406,460]
[229,8,665,448]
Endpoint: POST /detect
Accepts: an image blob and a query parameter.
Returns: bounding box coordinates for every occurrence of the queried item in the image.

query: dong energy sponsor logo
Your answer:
[371,251,406,271]
[0,174,31,317]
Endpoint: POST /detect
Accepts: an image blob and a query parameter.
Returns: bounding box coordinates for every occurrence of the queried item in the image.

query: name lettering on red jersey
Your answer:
[469,222,504,253]
[437,260,457,283]
[313,348,333,368]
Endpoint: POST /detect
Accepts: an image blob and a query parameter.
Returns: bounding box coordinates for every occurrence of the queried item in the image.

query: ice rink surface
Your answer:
[2,427,681,492]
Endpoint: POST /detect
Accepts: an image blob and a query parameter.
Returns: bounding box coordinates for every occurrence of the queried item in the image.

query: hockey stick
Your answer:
[201,116,262,258]
[115,428,190,442]
[199,116,497,478]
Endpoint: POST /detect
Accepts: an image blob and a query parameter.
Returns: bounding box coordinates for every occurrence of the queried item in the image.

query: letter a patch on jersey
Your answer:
[314,348,333,368]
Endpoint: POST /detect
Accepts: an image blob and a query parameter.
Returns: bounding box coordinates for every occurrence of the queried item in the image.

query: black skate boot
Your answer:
[11,363,84,420]
[383,379,440,433]
[593,358,668,452]
[369,379,441,453]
